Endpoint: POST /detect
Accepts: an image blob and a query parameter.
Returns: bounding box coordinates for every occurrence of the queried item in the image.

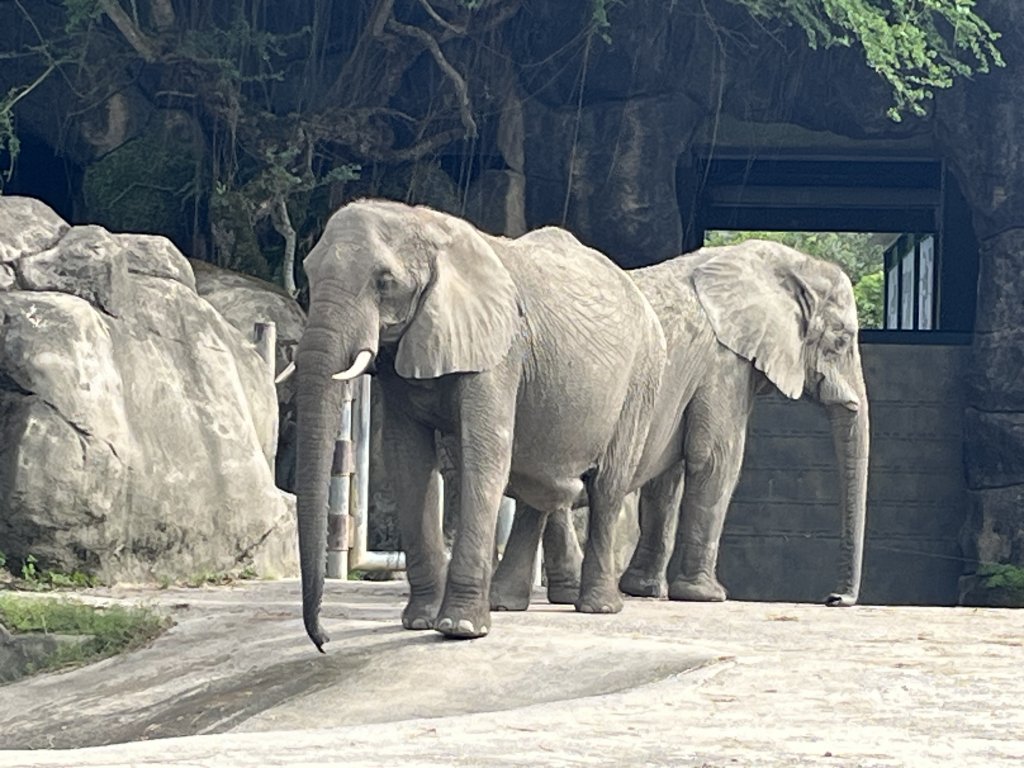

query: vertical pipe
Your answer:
[253,321,276,376]
[327,393,353,579]
[495,496,516,557]
[350,374,372,569]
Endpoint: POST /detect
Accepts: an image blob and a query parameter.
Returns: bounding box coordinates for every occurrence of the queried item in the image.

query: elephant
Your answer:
[295,199,666,649]
[490,239,869,609]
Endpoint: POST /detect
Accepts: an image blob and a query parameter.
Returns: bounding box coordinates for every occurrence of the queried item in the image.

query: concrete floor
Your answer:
[0,579,1021,767]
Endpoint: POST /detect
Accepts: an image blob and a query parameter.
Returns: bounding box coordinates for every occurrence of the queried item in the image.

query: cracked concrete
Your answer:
[0,579,1021,767]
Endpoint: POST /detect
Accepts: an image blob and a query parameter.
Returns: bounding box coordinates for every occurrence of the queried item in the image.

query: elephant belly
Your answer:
[505,389,622,512]
[507,471,585,512]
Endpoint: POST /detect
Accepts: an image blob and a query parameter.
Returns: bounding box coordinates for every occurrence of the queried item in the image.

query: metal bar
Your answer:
[326,395,353,579]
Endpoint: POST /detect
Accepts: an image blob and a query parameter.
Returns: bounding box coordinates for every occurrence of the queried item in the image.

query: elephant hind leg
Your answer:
[542,508,582,604]
[490,504,544,611]
[620,462,684,598]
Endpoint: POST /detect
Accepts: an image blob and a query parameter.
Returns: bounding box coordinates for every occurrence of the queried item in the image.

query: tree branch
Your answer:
[98,0,160,62]
[270,197,298,298]
[385,18,477,138]
[385,127,468,162]
[417,0,466,36]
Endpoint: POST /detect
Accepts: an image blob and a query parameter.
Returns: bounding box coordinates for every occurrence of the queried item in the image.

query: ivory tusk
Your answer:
[332,349,374,381]
[274,361,296,384]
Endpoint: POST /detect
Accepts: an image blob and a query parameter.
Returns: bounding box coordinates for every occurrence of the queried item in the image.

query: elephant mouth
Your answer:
[815,373,859,412]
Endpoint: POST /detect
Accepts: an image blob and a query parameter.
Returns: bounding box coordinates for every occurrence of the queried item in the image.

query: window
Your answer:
[685,153,977,336]
[883,234,937,331]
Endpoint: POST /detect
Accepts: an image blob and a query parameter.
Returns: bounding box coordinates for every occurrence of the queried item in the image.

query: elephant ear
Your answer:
[396,218,520,379]
[692,243,814,400]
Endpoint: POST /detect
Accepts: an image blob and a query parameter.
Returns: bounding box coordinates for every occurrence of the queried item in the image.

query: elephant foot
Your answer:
[435,598,491,639]
[489,580,531,612]
[575,585,623,614]
[825,591,858,607]
[618,568,667,598]
[401,593,441,630]
[668,575,727,602]
[546,579,580,605]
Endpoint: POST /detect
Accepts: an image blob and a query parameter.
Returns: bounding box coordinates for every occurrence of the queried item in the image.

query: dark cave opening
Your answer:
[2,132,79,222]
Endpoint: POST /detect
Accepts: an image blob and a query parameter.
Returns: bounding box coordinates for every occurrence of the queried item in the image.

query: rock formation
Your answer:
[0,196,297,582]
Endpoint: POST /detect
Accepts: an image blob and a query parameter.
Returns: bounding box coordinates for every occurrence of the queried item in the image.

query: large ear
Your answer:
[395,217,520,379]
[692,242,816,400]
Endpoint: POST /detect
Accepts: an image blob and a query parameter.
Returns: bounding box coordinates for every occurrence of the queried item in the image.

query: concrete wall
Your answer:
[720,343,969,606]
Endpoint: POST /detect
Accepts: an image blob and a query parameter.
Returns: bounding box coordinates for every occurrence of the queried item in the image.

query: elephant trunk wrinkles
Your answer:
[826,388,869,605]
[295,324,346,651]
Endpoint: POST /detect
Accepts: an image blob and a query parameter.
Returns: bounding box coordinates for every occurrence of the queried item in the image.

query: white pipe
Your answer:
[495,497,515,557]
[253,322,276,377]
[349,375,409,572]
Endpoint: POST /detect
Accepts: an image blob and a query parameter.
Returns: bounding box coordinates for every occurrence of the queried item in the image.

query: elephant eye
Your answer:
[375,272,397,294]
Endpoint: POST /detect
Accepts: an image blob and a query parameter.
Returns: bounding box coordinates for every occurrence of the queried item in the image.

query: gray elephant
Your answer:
[492,239,869,608]
[295,199,665,649]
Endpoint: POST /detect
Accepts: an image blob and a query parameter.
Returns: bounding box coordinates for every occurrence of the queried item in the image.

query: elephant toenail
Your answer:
[410,618,430,629]
[456,619,475,634]
[437,618,454,631]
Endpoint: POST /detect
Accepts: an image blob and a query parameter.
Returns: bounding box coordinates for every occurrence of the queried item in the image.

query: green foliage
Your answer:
[852,269,884,328]
[0,94,20,191]
[977,563,1024,594]
[15,554,99,591]
[734,0,1003,119]
[61,0,102,34]
[591,0,624,42]
[704,230,886,328]
[0,593,169,674]
[183,564,261,588]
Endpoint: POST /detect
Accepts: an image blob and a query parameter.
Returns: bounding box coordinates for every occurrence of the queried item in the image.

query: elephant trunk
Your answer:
[295,323,346,651]
[294,290,380,651]
[825,381,869,607]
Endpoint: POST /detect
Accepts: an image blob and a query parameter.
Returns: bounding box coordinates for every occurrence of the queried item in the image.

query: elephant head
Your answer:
[693,240,869,606]
[295,199,521,649]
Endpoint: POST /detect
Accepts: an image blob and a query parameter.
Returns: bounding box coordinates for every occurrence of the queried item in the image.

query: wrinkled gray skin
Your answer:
[295,199,665,649]
[491,240,869,609]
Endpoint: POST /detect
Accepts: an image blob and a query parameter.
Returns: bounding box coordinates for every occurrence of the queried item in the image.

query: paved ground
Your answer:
[0,579,1021,767]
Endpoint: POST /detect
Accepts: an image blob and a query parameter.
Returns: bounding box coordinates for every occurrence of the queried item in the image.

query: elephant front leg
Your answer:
[437,378,516,638]
[382,405,447,630]
[667,393,751,602]
[620,464,684,598]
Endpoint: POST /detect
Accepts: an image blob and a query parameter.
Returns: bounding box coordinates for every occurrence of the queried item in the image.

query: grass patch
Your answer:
[0,593,170,676]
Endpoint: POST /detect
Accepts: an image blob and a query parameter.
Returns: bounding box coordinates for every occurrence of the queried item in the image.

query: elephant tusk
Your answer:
[275,361,296,384]
[332,349,374,381]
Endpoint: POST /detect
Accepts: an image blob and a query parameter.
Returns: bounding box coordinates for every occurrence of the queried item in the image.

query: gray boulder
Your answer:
[0,196,297,582]
[190,259,306,491]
